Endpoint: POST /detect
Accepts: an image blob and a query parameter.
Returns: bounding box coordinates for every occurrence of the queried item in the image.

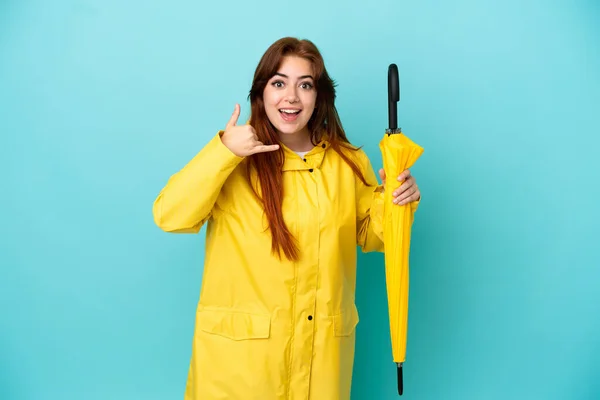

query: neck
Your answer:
[278,128,314,152]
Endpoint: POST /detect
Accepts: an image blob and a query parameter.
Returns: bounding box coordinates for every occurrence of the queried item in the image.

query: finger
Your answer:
[395,186,418,205]
[378,168,386,182]
[394,184,417,202]
[226,104,241,128]
[397,169,411,182]
[251,143,280,154]
[397,190,420,206]
[392,176,415,197]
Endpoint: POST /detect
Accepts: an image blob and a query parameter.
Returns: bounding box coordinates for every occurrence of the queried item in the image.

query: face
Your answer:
[263,56,317,137]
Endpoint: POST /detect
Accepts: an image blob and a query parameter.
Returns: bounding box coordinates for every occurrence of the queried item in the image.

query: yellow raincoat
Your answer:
[153,131,419,400]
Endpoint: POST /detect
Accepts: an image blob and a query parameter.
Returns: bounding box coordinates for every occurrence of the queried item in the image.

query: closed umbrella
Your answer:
[379,63,424,395]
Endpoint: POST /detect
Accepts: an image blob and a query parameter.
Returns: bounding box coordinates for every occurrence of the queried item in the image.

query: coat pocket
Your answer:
[332,304,360,337]
[197,308,271,341]
[188,308,276,398]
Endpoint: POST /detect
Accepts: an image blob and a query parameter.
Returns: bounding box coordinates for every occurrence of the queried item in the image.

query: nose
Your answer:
[284,85,300,103]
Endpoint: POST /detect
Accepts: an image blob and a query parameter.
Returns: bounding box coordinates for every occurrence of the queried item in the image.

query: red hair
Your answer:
[247,37,369,261]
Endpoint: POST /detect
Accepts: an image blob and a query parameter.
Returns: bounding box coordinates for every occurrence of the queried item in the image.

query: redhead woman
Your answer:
[152,37,421,400]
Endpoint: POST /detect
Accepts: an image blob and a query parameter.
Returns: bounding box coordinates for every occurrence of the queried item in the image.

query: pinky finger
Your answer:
[252,144,280,154]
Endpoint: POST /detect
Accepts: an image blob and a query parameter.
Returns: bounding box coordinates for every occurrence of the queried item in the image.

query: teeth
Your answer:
[280,109,300,114]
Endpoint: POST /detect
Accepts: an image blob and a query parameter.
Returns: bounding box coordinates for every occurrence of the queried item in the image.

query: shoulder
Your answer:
[330,143,379,186]
[339,145,374,171]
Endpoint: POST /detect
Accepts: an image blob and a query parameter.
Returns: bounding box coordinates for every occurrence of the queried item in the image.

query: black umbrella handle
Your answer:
[387,63,401,134]
[397,363,404,396]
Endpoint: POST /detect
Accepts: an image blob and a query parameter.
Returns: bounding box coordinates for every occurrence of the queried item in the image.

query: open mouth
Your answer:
[279,108,301,121]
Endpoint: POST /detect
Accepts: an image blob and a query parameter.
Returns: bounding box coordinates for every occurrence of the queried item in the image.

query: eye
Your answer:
[300,82,314,90]
[271,80,285,88]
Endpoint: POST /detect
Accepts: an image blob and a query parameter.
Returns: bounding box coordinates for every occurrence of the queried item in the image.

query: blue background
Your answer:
[1,0,599,399]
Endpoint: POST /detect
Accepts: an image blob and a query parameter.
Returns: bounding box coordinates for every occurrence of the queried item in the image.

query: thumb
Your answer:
[226,104,240,128]
[378,168,386,183]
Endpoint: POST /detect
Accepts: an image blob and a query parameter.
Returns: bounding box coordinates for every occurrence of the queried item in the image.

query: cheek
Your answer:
[304,95,317,114]
[264,89,282,108]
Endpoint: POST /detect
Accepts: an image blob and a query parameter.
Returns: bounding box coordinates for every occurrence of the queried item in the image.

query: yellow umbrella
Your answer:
[379,63,424,396]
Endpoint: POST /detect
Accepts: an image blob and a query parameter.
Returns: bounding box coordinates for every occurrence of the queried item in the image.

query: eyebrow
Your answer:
[274,72,314,80]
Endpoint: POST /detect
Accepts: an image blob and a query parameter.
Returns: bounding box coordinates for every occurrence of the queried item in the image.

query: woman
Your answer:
[152,37,421,400]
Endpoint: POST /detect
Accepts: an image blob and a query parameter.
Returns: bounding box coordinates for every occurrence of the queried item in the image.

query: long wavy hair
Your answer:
[247,37,368,262]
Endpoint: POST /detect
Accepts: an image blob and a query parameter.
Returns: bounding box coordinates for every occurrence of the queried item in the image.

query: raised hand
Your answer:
[220,104,280,157]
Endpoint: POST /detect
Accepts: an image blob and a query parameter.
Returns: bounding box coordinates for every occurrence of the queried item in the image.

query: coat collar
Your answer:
[281,139,330,171]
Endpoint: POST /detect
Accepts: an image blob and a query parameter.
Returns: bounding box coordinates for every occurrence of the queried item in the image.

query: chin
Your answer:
[273,123,307,136]
[278,127,303,135]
